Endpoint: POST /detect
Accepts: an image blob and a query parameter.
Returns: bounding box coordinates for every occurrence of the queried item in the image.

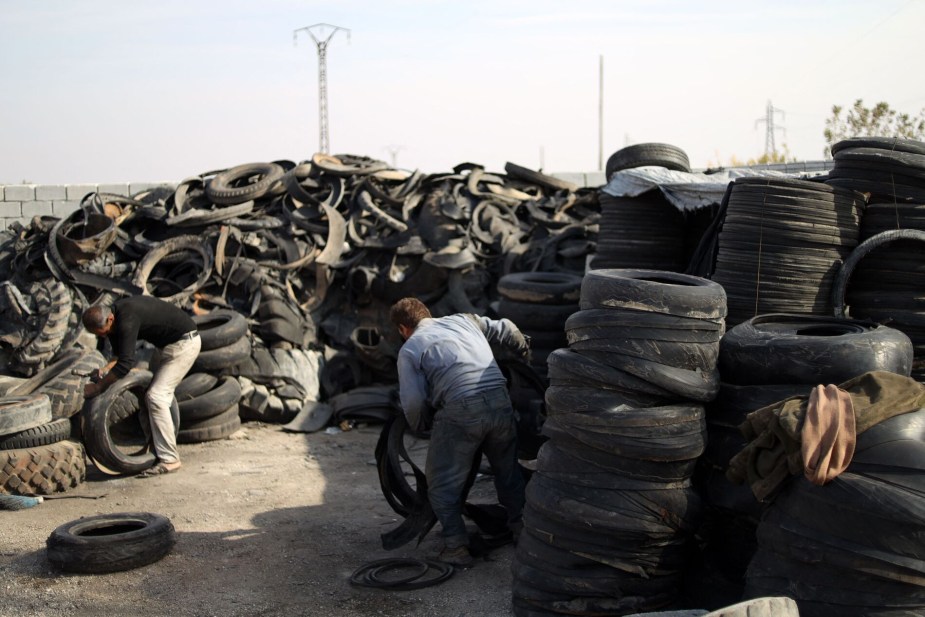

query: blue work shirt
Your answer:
[396,313,526,432]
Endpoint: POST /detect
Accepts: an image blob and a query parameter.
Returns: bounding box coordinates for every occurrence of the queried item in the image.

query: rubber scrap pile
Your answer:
[0,153,598,495]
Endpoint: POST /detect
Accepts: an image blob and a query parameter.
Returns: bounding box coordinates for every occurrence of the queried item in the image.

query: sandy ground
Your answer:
[0,422,518,617]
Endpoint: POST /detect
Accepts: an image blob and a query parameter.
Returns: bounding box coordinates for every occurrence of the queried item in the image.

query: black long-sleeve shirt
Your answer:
[109,296,197,378]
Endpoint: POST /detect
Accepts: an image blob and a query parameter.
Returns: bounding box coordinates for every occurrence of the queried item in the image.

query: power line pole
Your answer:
[755,100,786,157]
[294,23,350,154]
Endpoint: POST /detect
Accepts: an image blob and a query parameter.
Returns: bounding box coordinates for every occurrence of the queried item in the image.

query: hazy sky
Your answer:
[2,0,924,184]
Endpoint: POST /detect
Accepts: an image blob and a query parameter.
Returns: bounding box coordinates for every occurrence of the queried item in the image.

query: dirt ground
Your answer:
[0,421,519,617]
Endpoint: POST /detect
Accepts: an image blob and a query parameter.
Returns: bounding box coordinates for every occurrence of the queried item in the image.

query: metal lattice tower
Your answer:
[294,23,350,154]
[755,100,786,157]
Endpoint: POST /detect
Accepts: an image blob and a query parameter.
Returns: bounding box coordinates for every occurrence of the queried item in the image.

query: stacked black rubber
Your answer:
[510,269,725,616]
[0,348,105,495]
[693,313,913,607]
[592,192,688,271]
[827,137,925,381]
[744,409,925,616]
[710,177,866,327]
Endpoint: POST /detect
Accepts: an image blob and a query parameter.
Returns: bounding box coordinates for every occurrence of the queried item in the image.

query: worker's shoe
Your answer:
[438,545,474,567]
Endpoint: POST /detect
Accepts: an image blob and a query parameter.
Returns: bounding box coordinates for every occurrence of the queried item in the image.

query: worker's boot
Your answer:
[438,545,474,567]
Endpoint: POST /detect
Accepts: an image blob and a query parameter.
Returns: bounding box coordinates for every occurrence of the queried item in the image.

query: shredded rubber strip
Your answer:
[349,558,454,590]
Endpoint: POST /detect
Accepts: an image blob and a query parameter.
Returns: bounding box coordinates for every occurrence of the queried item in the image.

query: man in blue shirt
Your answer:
[391,296,529,566]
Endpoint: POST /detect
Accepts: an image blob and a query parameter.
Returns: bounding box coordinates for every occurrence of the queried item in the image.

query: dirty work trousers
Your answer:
[147,333,201,464]
[426,386,525,549]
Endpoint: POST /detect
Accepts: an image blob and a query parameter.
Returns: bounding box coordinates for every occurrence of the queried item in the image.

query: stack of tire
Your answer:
[496,272,582,378]
[0,278,74,377]
[174,309,250,442]
[826,137,925,381]
[692,313,914,608]
[710,177,866,327]
[744,409,925,616]
[510,269,725,616]
[0,347,106,494]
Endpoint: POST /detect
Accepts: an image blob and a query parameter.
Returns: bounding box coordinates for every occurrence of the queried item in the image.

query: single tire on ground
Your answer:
[46,512,176,574]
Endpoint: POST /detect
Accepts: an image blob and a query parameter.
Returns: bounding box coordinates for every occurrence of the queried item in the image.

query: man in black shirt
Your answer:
[82,296,201,477]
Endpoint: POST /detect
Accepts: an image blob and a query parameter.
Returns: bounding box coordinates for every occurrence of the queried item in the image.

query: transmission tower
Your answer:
[755,100,786,158]
[294,23,350,154]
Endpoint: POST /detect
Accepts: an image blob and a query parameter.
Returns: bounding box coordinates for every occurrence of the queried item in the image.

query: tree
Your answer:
[824,99,925,157]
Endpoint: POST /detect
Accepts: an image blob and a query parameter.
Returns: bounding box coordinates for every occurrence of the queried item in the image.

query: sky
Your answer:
[1,0,924,184]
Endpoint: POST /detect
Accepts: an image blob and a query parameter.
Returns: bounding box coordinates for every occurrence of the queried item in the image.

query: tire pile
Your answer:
[827,136,925,381]
[693,313,914,606]
[0,155,598,492]
[510,269,725,616]
[710,177,866,327]
[744,409,925,616]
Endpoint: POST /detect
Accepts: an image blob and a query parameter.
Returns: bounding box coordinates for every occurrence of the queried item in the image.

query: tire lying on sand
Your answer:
[46,512,176,574]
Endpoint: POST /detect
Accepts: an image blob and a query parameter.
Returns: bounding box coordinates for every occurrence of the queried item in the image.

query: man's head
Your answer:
[82,304,114,337]
[390,297,431,340]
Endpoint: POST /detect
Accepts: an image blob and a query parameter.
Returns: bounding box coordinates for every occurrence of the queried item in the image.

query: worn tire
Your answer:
[39,349,107,420]
[192,309,248,351]
[178,376,242,422]
[46,512,176,574]
[132,236,214,306]
[580,268,727,320]
[605,142,691,180]
[719,314,913,386]
[13,279,72,375]
[497,272,583,305]
[0,394,53,437]
[192,335,252,373]
[0,439,85,495]
[0,418,71,450]
[177,405,241,443]
[205,162,285,205]
[174,372,219,402]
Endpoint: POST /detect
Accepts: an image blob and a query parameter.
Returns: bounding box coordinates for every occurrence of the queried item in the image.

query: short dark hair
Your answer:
[390,297,431,330]
[82,304,112,331]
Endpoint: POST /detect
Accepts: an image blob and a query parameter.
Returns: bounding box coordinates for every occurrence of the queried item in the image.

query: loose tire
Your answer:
[46,512,176,574]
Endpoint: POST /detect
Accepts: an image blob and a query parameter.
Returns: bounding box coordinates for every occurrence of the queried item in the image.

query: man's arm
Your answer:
[466,314,530,359]
[396,351,431,433]
[84,358,119,399]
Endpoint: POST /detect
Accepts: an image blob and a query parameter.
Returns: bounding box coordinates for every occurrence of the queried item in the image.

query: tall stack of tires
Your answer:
[744,409,925,616]
[511,269,725,616]
[710,177,866,327]
[693,314,914,608]
[827,136,925,381]
[594,142,693,273]
[496,272,582,378]
[0,347,105,494]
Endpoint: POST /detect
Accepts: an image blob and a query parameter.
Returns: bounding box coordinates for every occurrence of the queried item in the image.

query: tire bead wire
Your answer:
[349,557,454,590]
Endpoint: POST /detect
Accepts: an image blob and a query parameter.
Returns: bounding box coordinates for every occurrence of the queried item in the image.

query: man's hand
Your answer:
[84,382,100,399]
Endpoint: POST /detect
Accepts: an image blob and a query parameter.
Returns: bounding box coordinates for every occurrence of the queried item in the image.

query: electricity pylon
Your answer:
[294,23,350,154]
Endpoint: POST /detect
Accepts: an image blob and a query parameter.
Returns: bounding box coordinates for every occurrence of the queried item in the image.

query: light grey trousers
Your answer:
[147,334,201,464]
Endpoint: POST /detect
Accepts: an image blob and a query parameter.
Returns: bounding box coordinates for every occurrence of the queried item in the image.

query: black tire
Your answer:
[580,268,727,320]
[13,279,72,375]
[719,314,913,386]
[132,236,214,306]
[0,439,85,495]
[497,272,583,305]
[0,418,71,450]
[178,376,242,422]
[497,299,578,330]
[833,229,925,319]
[82,370,178,475]
[0,394,53,436]
[205,162,285,205]
[605,142,691,181]
[38,348,107,420]
[177,405,241,443]
[174,372,219,402]
[192,309,248,351]
[46,512,176,574]
[503,162,578,192]
[192,335,252,372]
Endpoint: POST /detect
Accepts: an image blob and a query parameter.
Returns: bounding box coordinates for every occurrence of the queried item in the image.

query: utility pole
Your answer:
[384,145,404,168]
[294,23,350,154]
[755,100,786,158]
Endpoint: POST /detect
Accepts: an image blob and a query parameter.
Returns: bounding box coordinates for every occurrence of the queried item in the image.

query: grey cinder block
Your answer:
[97,183,130,196]
[0,203,23,217]
[35,185,67,201]
[22,201,54,218]
[53,200,81,217]
[66,184,98,201]
[585,171,606,187]
[3,185,34,201]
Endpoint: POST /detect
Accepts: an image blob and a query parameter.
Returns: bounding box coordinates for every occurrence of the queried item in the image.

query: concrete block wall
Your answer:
[0,182,176,230]
[0,173,603,231]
